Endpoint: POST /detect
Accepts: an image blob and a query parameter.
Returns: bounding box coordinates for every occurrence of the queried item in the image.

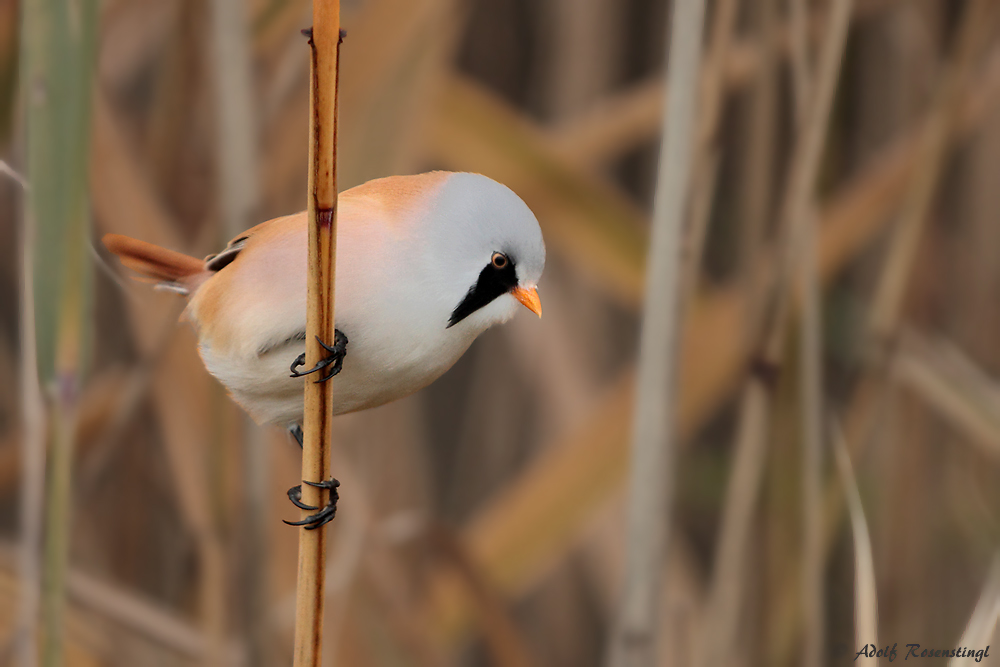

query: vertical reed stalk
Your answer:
[606,1,706,665]
[679,0,738,297]
[799,207,826,667]
[787,6,825,666]
[17,171,45,667]
[778,6,855,666]
[831,420,879,661]
[293,2,341,666]
[21,0,98,664]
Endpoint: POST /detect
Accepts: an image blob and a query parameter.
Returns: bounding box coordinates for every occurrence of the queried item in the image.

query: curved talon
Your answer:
[287,484,318,511]
[284,504,337,530]
[283,477,340,529]
[303,478,340,490]
[289,331,348,383]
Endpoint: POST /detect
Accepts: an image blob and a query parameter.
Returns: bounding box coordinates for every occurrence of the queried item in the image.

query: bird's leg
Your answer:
[284,423,339,527]
[284,479,340,529]
[289,329,348,383]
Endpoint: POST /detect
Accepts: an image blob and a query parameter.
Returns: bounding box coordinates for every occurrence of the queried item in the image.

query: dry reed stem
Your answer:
[606,0,706,664]
[293,3,340,665]
[799,207,827,667]
[679,0,739,298]
[697,381,769,667]
[788,0,812,124]
[17,173,44,667]
[787,2,828,662]
[831,420,879,661]
[737,0,777,284]
[764,0,853,364]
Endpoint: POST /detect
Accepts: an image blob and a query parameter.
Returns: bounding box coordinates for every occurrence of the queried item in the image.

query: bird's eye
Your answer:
[491,252,508,269]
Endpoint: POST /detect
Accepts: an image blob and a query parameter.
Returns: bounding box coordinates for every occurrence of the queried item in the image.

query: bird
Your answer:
[103,171,545,527]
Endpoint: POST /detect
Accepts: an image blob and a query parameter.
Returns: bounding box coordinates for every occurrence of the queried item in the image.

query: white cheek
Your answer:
[466,293,520,330]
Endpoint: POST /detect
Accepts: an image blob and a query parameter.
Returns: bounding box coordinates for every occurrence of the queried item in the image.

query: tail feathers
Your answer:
[102,233,207,294]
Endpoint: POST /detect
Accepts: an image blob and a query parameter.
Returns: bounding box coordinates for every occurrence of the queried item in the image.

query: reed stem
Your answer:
[292,2,341,666]
[606,1,706,665]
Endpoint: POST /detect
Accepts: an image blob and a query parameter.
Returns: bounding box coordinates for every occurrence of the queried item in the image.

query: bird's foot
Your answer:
[284,479,340,530]
[289,329,348,383]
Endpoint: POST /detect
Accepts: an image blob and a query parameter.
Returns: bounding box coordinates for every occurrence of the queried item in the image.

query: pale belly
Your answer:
[198,322,477,427]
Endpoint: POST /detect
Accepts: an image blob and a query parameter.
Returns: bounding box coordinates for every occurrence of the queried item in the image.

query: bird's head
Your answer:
[421,173,545,332]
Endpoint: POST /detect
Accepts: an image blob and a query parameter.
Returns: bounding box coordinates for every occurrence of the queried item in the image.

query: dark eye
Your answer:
[491,252,508,269]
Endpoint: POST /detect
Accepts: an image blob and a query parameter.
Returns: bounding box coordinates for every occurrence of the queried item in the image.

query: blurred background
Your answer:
[2,0,1000,665]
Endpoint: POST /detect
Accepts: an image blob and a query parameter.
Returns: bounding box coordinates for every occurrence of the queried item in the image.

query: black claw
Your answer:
[289,330,348,383]
[303,478,340,490]
[283,477,340,529]
[285,504,337,530]
[287,485,318,511]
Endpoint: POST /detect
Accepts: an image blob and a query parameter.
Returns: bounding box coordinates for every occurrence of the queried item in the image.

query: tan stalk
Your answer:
[17,168,45,667]
[788,0,812,123]
[679,0,739,298]
[786,4,826,665]
[831,420,879,661]
[606,0,707,665]
[293,2,341,666]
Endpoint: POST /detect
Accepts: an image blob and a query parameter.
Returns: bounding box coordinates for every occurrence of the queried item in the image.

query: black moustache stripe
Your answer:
[448,259,519,328]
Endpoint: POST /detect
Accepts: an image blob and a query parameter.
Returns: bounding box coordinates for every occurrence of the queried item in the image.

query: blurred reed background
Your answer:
[2,0,1000,665]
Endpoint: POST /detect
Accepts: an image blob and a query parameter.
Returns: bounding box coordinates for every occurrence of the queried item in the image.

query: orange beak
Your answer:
[512,286,542,318]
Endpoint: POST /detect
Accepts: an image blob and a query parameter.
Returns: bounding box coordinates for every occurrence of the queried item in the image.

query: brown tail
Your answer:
[103,233,207,292]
